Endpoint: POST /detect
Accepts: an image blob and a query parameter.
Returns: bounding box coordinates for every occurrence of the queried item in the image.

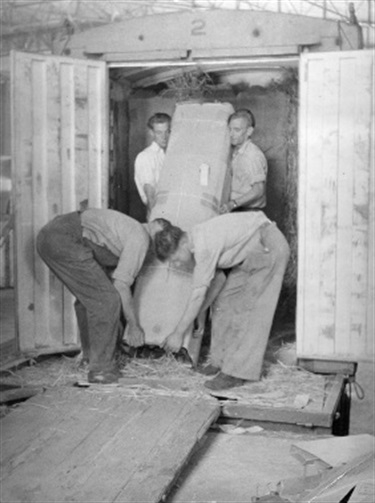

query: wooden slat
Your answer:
[317,55,339,357]
[12,51,36,352]
[297,358,357,377]
[221,375,345,430]
[321,374,345,417]
[350,54,373,358]
[74,64,89,211]
[88,65,103,208]
[335,56,356,357]
[60,62,79,345]
[297,56,325,357]
[32,59,53,349]
[221,403,332,428]
[367,61,375,363]
[60,62,77,212]
[0,387,219,503]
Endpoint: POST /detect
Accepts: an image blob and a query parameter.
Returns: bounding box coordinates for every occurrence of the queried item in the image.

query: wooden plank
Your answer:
[367,58,375,363]
[0,387,219,503]
[11,51,36,353]
[350,53,373,359]
[317,55,339,357]
[74,64,90,211]
[322,374,346,417]
[335,55,356,358]
[87,64,107,209]
[60,62,79,345]
[298,358,357,376]
[221,402,332,428]
[60,62,76,212]
[221,375,345,430]
[297,56,325,357]
[32,59,53,349]
[0,386,43,404]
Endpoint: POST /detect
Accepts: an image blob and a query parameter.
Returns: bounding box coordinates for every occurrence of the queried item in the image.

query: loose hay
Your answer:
[1,348,327,414]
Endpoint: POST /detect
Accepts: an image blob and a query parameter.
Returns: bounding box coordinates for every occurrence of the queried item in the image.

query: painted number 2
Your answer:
[191,19,206,36]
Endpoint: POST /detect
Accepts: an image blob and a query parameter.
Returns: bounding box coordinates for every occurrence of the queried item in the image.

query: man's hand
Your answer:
[219,200,236,214]
[162,332,184,354]
[125,323,145,348]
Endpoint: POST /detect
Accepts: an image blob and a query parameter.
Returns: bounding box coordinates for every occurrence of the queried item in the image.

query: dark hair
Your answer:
[154,225,184,262]
[147,113,172,130]
[151,217,173,231]
[228,109,256,128]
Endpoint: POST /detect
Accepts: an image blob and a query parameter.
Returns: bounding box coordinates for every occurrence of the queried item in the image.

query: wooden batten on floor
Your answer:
[218,375,348,434]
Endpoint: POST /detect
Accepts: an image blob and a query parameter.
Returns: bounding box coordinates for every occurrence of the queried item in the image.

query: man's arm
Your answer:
[220,181,265,213]
[162,286,208,353]
[113,278,144,347]
[143,183,157,210]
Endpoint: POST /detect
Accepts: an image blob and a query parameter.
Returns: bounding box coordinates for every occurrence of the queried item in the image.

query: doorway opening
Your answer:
[108,58,299,334]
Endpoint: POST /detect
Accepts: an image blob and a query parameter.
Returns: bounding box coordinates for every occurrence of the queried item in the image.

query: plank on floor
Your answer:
[0,386,219,503]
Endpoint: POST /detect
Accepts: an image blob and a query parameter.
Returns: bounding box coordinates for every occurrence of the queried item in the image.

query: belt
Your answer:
[232,206,265,213]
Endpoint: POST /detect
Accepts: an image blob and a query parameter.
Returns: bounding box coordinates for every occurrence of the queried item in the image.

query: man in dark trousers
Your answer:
[37,208,169,384]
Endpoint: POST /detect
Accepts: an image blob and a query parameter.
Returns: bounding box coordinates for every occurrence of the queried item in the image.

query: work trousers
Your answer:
[211,222,290,381]
[36,212,121,372]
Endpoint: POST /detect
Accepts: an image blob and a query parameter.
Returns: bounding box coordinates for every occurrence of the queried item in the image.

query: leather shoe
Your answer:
[197,364,220,376]
[174,348,193,365]
[204,372,245,391]
[88,370,119,384]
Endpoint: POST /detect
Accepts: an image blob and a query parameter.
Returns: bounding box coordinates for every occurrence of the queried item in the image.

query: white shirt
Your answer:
[231,139,267,208]
[190,212,270,289]
[134,142,165,205]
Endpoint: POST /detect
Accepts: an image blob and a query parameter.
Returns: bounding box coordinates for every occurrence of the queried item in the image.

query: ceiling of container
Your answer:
[109,56,298,88]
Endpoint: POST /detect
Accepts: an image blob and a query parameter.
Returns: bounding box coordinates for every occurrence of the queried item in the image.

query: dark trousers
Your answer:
[36,212,121,372]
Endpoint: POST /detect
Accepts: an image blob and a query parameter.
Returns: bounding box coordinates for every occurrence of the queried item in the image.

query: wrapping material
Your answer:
[129,102,234,349]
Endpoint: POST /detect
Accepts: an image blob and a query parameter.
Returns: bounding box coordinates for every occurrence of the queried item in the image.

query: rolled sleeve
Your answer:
[112,233,149,286]
[134,152,153,204]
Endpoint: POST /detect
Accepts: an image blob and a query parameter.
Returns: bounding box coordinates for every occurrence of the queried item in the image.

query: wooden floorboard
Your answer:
[0,385,220,503]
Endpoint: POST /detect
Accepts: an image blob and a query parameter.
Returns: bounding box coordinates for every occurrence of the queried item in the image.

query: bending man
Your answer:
[154,212,290,390]
[37,209,168,384]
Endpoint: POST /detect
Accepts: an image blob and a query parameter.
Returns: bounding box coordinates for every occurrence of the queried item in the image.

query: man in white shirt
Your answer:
[134,113,171,216]
[153,212,290,390]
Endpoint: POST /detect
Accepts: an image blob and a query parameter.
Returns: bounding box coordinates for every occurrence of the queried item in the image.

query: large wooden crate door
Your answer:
[11,51,108,355]
[297,50,374,362]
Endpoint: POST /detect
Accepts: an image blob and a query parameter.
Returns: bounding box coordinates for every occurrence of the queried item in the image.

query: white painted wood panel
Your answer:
[11,51,108,355]
[297,50,374,362]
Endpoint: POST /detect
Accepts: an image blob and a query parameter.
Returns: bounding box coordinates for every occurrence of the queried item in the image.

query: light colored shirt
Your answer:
[190,211,270,289]
[134,141,165,205]
[230,139,267,208]
[81,209,149,286]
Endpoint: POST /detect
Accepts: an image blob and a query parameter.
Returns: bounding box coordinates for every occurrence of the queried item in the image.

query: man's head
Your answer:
[147,217,173,238]
[154,224,192,267]
[228,109,256,148]
[148,113,171,150]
